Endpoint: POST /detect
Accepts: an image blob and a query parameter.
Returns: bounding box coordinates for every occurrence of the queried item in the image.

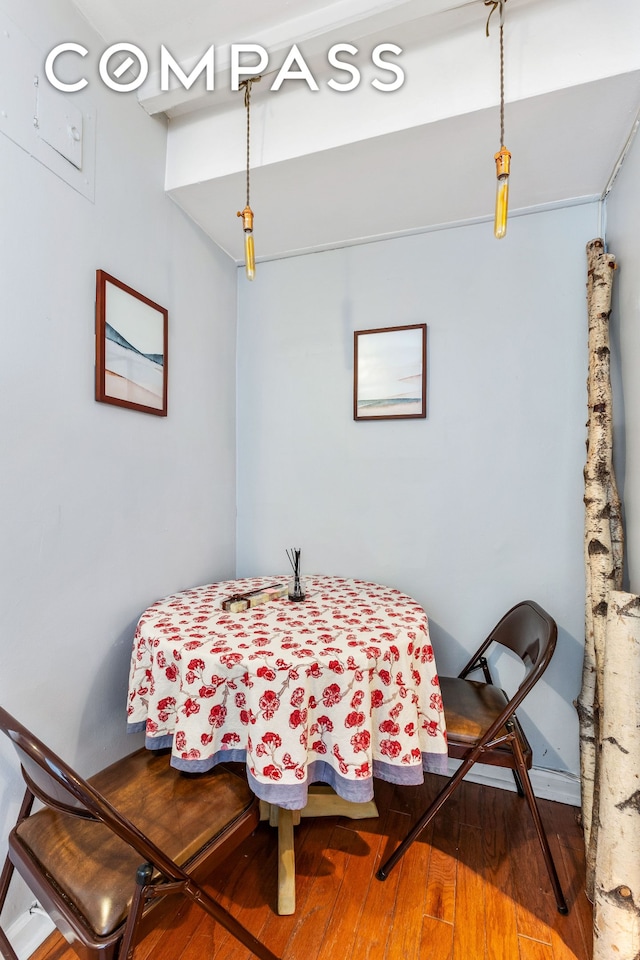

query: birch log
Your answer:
[577,238,623,901]
[593,592,640,959]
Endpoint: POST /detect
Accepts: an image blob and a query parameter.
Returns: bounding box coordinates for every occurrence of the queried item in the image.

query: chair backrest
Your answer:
[490,600,557,681]
[0,706,183,883]
[0,706,97,817]
[461,600,557,711]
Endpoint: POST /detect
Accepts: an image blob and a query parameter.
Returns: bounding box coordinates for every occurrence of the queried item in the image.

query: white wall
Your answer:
[0,0,237,932]
[604,132,640,594]
[237,203,600,793]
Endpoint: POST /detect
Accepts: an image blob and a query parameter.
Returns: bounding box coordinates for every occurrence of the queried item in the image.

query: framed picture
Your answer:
[354,323,427,420]
[95,270,168,416]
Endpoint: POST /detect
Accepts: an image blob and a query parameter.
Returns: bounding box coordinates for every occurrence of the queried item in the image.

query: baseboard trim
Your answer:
[447,759,581,807]
[5,905,55,960]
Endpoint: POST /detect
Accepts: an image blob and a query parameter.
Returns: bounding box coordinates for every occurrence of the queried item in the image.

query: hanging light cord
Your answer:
[239,76,261,209]
[485,0,506,148]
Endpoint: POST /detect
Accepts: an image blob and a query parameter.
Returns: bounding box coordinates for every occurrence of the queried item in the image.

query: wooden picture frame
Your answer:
[95,270,168,417]
[354,323,427,420]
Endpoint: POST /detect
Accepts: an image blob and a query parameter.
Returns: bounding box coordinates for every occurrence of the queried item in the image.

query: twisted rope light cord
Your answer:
[239,76,261,208]
[484,0,506,147]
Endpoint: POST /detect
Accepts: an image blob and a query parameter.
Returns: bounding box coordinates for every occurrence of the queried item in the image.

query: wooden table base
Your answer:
[260,786,379,914]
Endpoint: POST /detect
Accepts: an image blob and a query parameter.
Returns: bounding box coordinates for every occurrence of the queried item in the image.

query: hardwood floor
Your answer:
[29,775,592,960]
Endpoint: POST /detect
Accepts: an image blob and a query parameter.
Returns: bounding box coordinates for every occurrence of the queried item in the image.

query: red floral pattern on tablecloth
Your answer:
[128,576,447,796]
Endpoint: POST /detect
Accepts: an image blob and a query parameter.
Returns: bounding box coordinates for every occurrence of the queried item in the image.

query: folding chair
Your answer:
[0,706,279,960]
[376,600,568,914]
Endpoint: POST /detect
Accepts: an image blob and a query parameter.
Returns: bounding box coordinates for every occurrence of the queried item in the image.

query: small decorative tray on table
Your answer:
[221,583,287,612]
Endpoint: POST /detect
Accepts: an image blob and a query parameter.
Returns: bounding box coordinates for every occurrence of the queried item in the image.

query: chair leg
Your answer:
[0,853,20,960]
[511,739,568,915]
[0,791,34,913]
[0,852,23,960]
[376,756,476,880]
[0,924,20,960]
[511,769,525,797]
[0,856,15,922]
[119,869,280,960]
[0,790,35,960]
[183,882,280,960]
[119,864,154,960]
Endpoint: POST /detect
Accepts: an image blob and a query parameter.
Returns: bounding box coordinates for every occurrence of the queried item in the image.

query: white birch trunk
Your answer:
[578,238,622,900]
[593,592,640,960]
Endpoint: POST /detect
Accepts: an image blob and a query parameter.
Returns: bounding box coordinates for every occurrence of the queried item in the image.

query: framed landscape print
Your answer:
[354,323,427,420]
[95,270,168,416]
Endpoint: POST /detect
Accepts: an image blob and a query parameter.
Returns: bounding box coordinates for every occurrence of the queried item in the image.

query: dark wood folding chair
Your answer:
[0,707,279,960]
[376,600,568,915]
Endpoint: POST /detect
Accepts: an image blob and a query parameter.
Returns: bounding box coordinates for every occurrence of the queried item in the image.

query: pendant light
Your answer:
[485,0,510,239]
[237,76,260,280]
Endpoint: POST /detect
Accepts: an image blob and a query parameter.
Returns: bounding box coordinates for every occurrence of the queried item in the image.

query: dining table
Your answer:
[127,574,448,913]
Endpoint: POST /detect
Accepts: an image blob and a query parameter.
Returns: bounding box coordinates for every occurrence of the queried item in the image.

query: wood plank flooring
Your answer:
[28,774,592,960]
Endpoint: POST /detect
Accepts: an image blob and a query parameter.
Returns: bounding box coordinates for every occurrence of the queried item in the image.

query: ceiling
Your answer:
[69,0,640,264]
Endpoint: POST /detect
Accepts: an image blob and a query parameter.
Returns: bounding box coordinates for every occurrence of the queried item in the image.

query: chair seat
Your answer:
[13,750,255,938]
[440,676,532,768]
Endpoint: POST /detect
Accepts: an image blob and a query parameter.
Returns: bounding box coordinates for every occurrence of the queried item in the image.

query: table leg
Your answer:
[260,788,379,915]
[276,808,296,916]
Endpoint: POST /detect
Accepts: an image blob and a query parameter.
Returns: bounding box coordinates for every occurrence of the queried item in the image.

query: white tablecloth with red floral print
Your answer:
[127,575,448,810]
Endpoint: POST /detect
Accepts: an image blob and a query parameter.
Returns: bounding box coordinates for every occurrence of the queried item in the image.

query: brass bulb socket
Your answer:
[237,205,254,233]
[494,146,511,180]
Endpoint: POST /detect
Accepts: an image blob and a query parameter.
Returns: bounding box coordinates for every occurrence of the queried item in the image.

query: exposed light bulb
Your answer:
[237,205,255,281]
[494,146,511,240]
[244,232,255,281]
[494,179,509,240]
